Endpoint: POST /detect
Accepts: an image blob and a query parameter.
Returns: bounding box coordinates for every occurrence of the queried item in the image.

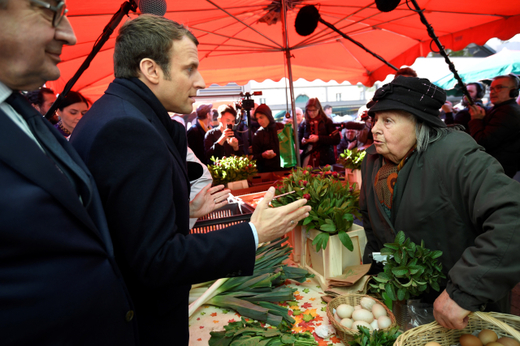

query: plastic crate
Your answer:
[190,203,254,234]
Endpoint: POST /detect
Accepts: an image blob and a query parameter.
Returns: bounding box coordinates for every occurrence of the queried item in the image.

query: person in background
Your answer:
[187,103,212,164]
[337,121,366,153]
[54,90,89,138]
[283,106,304,126]
[324,104,333,118]
[361,76,520,331]
[299,97,340,167]
[26,87,59,124]
[204,105,243,162]
[251,104,282,172]
[442,82,487,133]
[70,15,311,345]
[0,0,138,344]
[468,74,520,178]
[394,66,417,78]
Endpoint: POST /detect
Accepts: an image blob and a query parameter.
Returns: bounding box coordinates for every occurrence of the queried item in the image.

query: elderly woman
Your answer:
[298,98,340,167]
[360,76,520,330]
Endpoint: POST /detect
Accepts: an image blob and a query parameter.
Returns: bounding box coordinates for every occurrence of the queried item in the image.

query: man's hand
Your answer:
[218,128,234,146]
[469,104,485,120]
[433,289,471,329]
[189,183,230,218]
[251,187,311,244]
[441,101,453,113]
[228,137,239,151]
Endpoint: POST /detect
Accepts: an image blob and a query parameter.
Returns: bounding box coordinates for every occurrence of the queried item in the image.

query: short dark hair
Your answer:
[323,105,332,111]
[218,105,237,119]
[395,67,417,78]
[114,14,198,79]
[25,87,55,106]
[57,91,90,111]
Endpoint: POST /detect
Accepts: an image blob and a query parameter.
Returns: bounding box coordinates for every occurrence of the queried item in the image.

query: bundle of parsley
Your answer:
[208,318,318,346]
[189,237,312,331]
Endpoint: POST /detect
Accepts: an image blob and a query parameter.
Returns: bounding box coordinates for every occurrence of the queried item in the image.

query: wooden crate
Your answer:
[286,225,303,262]
[300,224,367,289]
[227,179,249,190]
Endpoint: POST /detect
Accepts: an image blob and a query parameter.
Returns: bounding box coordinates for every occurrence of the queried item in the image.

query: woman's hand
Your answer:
[262,150,276,159]
[307,134,319,143]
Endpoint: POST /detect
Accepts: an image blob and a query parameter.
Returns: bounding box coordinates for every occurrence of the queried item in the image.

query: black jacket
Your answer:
[204,127,244,162]
[71,78,255,345]
[187,120,207,164]
[298,116,340,166]
[468,99,520,177]
[252,124,282,172]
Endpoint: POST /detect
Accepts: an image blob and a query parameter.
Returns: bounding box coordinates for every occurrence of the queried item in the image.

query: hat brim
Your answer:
[368,99,446,128]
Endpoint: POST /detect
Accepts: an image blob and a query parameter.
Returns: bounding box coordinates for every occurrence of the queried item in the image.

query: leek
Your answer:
[188,237,312,331]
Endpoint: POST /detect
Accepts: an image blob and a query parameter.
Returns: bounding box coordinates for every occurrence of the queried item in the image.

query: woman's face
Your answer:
[372,111,417,163]
[306,105,319,119]
[256,113,270,128]
[58,101,88,133]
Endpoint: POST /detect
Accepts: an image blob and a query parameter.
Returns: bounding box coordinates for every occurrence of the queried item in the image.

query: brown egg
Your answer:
[488,343,505,346]
[479,329,498,345]
[497,337,520,346]
[460,334,483,346]
[424,342,442,346]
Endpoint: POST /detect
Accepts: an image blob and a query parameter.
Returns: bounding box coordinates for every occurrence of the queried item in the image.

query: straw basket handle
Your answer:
[473,311,520,341]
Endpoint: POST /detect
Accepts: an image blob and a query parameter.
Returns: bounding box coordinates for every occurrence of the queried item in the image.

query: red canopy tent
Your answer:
[47,0,520,102]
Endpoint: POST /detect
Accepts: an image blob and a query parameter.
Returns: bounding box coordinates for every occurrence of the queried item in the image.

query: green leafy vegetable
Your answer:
[209,318,318,346]
[348,325,401,346]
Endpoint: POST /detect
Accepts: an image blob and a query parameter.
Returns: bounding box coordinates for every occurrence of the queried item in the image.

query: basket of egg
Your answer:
[326,294,397,343]
[394,311,520,346]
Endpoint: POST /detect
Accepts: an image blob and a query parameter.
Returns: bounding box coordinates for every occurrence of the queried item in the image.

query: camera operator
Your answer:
[204,105,244,162]
[442,82,488,133]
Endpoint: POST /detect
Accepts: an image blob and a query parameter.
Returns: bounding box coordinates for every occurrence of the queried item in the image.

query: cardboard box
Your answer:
[300,224,367,289]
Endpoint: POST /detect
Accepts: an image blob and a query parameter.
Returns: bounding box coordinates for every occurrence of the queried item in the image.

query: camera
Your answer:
[227,124,234,130]
[235,91,262,114]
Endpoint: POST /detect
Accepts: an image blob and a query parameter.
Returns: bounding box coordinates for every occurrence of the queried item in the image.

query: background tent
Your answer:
[434,48,520,91]
[47,0,520,102]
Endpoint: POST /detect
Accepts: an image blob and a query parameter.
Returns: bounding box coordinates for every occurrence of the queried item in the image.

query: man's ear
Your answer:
[138,58,162,85]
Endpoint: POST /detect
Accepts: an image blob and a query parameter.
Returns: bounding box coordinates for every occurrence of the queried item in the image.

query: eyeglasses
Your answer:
[30,0,68,28]
[307,108,318,112]
[489,85,512,93]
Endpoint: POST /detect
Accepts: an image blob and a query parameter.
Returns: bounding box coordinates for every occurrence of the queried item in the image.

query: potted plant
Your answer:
[337,148,366,190]
[368,231,445,325]
[271,166,364,288]
[208,155,257,189]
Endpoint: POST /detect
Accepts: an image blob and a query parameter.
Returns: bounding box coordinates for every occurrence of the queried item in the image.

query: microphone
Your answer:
[375,0,401,12]
[138,0,167,16]
[295,5,320,36]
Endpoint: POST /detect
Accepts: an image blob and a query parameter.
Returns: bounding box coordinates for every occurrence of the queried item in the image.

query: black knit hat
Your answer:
[368,76,447,128]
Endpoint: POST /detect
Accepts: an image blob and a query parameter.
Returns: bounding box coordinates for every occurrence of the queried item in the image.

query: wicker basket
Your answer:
[326,294,397,343]
[394,311,520,346]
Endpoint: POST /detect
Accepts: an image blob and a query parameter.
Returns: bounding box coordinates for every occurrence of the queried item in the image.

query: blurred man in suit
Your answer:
[187,103,212,164]
[70,14,310,346]
[0,0,138,345]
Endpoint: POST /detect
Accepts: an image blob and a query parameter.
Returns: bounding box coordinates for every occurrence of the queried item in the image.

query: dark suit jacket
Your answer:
[0,107,137,345]
[187,120,207,164]
[70,78,256,346]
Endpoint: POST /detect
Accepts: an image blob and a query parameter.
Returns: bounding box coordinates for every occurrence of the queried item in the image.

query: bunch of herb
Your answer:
[337,148,366,172]
[209,318,318,346]
[368,231,446,309]
[270,166,361,252]
[189,238,312,331]
[208,155,257,185]
[348,325,401,346]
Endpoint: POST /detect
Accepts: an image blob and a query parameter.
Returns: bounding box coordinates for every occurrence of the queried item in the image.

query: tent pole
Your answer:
[281,0,301,167]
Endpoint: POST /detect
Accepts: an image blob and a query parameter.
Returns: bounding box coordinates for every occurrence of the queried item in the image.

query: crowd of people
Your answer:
[1,1,520,345]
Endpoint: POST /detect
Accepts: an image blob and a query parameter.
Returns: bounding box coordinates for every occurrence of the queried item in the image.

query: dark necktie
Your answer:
[5,91,92,206]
